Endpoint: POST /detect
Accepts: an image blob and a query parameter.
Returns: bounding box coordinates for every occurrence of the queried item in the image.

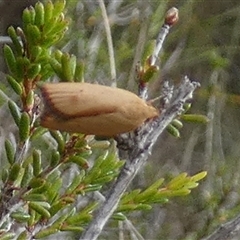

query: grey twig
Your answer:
[201,214,240,240]
[79,76,199,240]
[150,7,179,66]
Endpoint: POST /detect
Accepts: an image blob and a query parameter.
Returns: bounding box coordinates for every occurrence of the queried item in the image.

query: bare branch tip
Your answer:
[165,7,179,26]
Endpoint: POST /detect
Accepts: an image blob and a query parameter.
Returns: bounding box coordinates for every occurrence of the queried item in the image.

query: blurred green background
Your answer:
[1,0,240,239]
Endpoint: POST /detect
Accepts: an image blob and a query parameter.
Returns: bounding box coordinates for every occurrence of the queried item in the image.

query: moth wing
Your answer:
[41,82,117,118]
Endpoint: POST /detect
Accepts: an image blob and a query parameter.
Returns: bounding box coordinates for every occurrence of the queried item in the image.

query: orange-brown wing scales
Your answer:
[40,82,159,136]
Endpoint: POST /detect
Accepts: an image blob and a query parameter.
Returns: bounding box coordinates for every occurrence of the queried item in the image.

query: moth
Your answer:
[40,82,159,136]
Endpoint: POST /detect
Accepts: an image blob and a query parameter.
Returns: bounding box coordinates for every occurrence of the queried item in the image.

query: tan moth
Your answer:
[40,82,159,136]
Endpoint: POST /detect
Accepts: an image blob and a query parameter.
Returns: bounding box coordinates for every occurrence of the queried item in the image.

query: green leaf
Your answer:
[0,232,16,240]
[22,7,35,27]
[17,230,28,240]
[171,119,183,129]
[145,178,165,192]
[32,150,42,176]
[66,171,85,194]
[30,127,48,141]
[30,46,42,61]
[7,75,23,95]
[68,155,89,169]
[167,173,188,190]
[44,1,54,23]
[52,0,66,19]
[11,211,31,223]
[74,61,85,82]
[112,212,127,221]
[26,25,41,45]
[29,177,45,188]
[27,208,36,227]
[19,112,30,142]
[2,169,9,182]
[23,193,47,202]
[61,53,76,81]
[4,44,17,75]
[49,130,65,153]
[21,165,32,187]
[51,212,71,228]
[5,139,15,164]
[8,100,21,126]
[49,201,65,216]
[26,90,34,109]
[191,171,207,182]
[27,64,41,79]
[181,114,209,124]
[83,184,102,193]
[7,26,22,56]
[121,189,141,204]
[34,227,58,239]
[15,57,30,79]
[34,2,45,27]
[9,163,21,182]
[49,57,62,77]
[60,226,84,232]
[50,150,60,167]
[28,202,51,219]
[141,65,159,83]
[167,124,180,138]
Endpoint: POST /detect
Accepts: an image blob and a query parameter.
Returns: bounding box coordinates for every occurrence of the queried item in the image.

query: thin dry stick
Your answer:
[98,0,117,86]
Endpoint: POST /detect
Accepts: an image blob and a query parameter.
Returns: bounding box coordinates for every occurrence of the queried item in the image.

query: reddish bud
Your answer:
[165,7,179,26]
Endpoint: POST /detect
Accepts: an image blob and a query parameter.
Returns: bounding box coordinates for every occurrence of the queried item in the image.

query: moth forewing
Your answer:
[40,82,159,136]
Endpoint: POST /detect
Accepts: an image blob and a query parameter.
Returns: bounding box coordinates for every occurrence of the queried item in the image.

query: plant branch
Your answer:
[150,7,179,66]
[79,76,199,240]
